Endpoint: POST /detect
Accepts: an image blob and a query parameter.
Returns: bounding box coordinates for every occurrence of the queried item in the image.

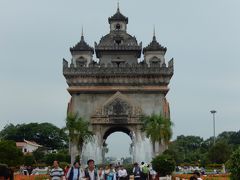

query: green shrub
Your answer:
[124,164,134,175]
[32,163,47,168]
[226,147,240,180]
[151,154,175,176]
[0,140,23,166]
[23,154,35,166]
[44,152,70,166]
[59,162,70,169]
[44,153,56,166]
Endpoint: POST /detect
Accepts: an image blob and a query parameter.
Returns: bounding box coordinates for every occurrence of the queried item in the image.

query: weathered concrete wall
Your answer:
[72,92,165,120]
[71,92,165,164]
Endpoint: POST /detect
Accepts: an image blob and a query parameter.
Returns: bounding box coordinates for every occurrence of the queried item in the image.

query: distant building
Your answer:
[16,139,42,154]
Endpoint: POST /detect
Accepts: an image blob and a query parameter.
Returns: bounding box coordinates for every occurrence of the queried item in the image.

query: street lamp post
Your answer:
[210,110,217,145]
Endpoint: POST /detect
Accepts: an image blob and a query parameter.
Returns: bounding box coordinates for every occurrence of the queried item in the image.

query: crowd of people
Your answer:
[18,159,205,180]
[49,160,156,180]
[17,160,206,180]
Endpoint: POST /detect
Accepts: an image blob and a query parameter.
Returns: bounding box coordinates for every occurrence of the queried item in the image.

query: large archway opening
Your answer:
[103,126,133,164]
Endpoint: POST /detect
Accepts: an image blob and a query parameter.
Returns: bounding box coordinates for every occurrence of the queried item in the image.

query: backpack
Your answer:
[142,166,149,174]
[133,167,140,177]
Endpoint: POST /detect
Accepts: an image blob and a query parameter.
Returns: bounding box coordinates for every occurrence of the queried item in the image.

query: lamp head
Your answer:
[210,110,217,114]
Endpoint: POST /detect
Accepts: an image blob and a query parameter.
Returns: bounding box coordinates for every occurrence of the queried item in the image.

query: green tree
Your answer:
[175,135,203,152]
[217,131,236,144]
[23,154,35,166]
[0,124,17,140]
[45,153,57,166]
[0,123,68,150]
[208,141,231,164]
[32,147,46,163]
[226,147,240,180]
[229,130,240,149]
[151,154,175,176]
[64,113,93,164]
[164,135,207,165]
[141,113,173,155]
[0,123,68,149]
[44,151,70,165]
[0,140,23,166]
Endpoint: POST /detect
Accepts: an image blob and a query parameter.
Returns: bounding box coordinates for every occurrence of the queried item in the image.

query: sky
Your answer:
[0,0,240,158]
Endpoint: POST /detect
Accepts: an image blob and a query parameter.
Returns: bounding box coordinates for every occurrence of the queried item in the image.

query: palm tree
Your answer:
[64,112,93,164]
[141,113,173,155]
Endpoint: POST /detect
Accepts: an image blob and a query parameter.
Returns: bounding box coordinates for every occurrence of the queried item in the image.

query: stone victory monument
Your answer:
[63,5,174,163]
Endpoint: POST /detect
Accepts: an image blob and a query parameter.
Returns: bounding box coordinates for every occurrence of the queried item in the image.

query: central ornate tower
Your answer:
[63,6,174,164]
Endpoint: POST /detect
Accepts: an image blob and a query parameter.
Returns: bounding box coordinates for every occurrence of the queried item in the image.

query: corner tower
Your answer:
[143,29,167,67]
[70,30,94,67]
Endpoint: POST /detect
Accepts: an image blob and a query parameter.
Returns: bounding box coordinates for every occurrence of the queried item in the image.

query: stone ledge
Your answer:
[67,85,169,94]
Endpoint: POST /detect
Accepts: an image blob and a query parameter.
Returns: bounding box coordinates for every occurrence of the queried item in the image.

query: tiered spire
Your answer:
[153,25,156,40]
[70,27,94,53]
[143,28,167,54]
[108,2,128,24]
[81,26,83,37]
[117,1,120,12]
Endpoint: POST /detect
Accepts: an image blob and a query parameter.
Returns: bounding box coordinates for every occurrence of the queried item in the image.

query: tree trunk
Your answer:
[153,141,156,155]
[78,144,83,163]
[70,141,78,164]
[159,140,167,154]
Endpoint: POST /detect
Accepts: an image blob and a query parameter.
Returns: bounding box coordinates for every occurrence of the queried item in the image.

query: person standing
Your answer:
[132,163,141,180]
[148,164,156,180]
[105,164,116,180]
[84,159,99,180]
[50,160,64,180]
[98,167,105,180]
[64,165,70,178]
[66,161,85,180]
[118,165,127,180]
[141,164,149,180]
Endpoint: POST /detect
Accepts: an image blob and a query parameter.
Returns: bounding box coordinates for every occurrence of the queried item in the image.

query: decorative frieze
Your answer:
[63,58,173,87]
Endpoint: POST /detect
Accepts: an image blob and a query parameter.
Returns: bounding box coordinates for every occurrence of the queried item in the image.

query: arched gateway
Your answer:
[63,6,174,164]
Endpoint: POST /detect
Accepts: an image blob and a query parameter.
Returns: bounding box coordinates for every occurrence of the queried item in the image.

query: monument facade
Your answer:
[63,6,174,163]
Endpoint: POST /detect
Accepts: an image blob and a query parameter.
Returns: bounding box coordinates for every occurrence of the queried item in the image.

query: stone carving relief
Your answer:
[91,92,143,124]
[104,98,132,116]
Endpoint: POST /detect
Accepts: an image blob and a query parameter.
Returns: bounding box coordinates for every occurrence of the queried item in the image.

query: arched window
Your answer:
[115,23,121,30]
[149,56,161,66]
[76,56,87,67]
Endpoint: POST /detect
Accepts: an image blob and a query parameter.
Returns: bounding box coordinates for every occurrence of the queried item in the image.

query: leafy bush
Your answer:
[124,164,134,175]
[32,147,46,163]
[23,154,35,166]
[151,154,175,176]
[208,141,231,164]
[32,164,47,168]
[226,147,240,180]
[44,153,70,166]
[44,153,56,166]
[59,162,70,169]
[0,140,23,166]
